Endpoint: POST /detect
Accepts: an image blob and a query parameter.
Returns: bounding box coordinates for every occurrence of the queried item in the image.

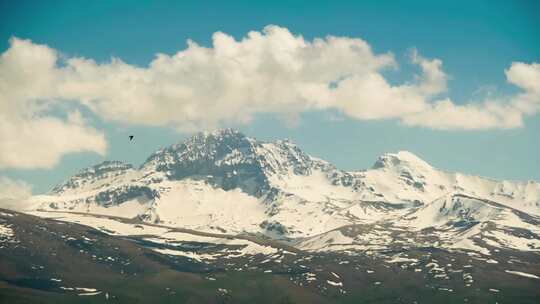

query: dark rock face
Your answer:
[259,220,289,235]
[93,185,158,207]
[140,128,355,197]
[372,153,402,169]
[142,129,272,196]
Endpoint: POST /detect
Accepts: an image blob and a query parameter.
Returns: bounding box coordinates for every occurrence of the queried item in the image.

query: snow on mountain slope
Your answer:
[400,194,507,229]
[26,129,540,256]
[142,179,266,233]
[358,151,540,216]
[297,193,540,255]
[27,210,281,260]
[399,194,540,253]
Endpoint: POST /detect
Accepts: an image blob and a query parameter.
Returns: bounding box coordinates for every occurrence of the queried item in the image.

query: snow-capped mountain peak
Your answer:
[372,150,432,171]
[31,129,540,253]
[137,129,348,197]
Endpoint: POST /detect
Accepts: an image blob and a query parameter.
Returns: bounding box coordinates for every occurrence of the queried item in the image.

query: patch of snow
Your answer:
[153,248,218,262]
[505,270,540,279]
[326,280,343,287]
[387,256,419,263]
[0,224,14,239]
[78,291,102,296]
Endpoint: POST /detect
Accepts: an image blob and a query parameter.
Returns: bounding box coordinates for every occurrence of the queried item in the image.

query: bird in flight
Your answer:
[129,135,134,141]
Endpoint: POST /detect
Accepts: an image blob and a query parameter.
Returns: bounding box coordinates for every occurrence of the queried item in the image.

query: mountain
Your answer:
[28,129,540,250]
[4,128,540,302]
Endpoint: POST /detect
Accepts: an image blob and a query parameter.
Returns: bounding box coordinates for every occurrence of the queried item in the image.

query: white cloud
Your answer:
[403,62,540,129]
[1,25,539,153]
[0,176,33,211]
[401,99,524,130]
[0,176,31,200]
[0,38,107,169]
[505,62,540,114]
[0,111,107,169]
[506,62,540,95]
[57,26,399,129]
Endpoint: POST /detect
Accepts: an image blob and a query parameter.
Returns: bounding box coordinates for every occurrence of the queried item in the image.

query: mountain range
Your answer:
[2,128,539,302]
[29,128,540,249]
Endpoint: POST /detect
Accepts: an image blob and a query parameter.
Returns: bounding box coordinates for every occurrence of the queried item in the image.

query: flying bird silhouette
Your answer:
[129,135,134,141]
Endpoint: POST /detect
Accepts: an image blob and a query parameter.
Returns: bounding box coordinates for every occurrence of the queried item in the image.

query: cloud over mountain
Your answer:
[0,176,33,210]
[0,38,107,169]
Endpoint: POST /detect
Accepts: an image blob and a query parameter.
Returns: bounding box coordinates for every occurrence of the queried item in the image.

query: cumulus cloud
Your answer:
[58,27,399,129]
[0,38,107,169]
[505,62,540,114]
[403,62,540,130]
[1,25,539,150]
[401,99,525,130]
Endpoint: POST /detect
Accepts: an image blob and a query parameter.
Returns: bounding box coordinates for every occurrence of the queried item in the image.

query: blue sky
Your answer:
[0,0,539,194]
